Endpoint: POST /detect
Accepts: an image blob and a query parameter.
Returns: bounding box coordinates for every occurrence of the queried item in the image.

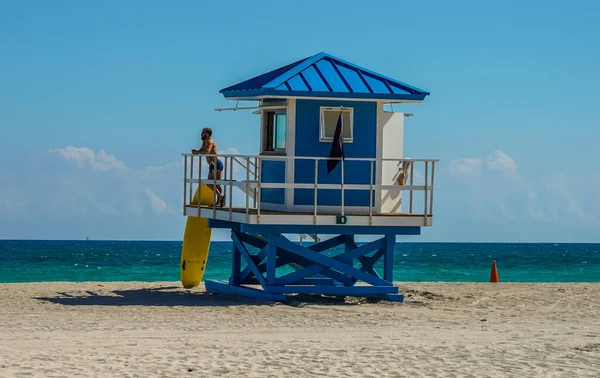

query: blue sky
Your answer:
[1,0,599,242]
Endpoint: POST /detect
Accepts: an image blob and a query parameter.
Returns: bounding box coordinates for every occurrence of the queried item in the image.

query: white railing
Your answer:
[182,153,438,225]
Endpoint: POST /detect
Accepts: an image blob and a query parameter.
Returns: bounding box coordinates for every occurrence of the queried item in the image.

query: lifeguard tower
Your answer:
[182,52,437,302]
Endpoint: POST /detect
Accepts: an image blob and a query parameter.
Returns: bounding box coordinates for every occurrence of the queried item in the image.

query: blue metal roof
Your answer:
[219,52,430,101]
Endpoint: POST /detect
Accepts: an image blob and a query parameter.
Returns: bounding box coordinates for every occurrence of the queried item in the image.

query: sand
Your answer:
[0,282,599,377]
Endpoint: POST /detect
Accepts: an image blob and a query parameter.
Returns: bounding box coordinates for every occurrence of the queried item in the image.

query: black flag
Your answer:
[327,112,344,174]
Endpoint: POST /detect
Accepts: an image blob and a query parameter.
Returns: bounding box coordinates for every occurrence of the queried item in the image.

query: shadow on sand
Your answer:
[34,286,363,308]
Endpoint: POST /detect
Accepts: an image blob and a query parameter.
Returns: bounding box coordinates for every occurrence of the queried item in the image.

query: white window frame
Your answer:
[260,106,287,155]
[319,106,353,143]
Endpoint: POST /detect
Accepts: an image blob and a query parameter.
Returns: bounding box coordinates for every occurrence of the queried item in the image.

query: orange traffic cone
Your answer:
[490,260,499,282]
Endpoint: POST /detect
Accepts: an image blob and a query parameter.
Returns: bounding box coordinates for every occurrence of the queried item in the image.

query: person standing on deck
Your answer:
[192,127,225,207]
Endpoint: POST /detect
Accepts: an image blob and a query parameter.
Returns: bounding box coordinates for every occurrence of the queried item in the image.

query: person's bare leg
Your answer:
[207,171,217,204]
[216,170,224,206]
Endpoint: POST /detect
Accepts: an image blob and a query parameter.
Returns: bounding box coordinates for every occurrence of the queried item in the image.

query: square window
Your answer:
[320,107,353,142]
[262,110,286,153]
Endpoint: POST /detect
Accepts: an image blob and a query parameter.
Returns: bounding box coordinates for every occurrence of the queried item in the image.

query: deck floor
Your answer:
[196,205,427,217]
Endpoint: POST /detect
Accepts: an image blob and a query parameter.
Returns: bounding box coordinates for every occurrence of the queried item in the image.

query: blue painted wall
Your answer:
[260,160,286,205]
[293,99,376,207]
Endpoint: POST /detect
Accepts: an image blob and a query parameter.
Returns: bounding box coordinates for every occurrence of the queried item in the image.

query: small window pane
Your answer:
[275,113,286,148]
[323,109,351,140]
[263,111,275,151]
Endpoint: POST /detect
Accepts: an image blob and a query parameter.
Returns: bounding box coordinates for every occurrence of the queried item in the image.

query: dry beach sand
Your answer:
[0,281,599,377]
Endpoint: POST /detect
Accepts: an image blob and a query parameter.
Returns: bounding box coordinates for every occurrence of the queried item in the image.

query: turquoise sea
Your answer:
[0,240,598,283]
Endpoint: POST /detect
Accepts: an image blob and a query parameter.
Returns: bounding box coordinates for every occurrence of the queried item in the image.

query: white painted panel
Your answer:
[288,204,373,214]
[375,102,384,213]
[378,107,404,213]
[260,202,287,212]
[285,99,296,210]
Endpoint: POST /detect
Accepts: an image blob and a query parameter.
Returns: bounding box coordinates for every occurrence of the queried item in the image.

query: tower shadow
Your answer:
[35,285,368,307]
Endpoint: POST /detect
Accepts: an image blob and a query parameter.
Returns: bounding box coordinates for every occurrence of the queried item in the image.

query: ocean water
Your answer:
[0,240,598,283]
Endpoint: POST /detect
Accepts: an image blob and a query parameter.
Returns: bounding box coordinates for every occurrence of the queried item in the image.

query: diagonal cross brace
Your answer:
[276,236,386,286]
[239,233,349,285]
[346,238,388,279]
[275,248,355,285]
[231,231,267,288]
[271,236,394,287]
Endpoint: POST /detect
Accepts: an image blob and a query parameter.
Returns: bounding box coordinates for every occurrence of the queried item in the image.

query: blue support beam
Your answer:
[236,233,354,285]
[206,219,420,236]
[338,237,385,263]
[239,245,268,283]
[384,234,395,282]
[344,237,386,279]
[271,236,393,288]
[274,235,386,287]
[230,239,241,286]
[206,280,286,302]
[231,231,267,289]
[358,251,383,279]
[285,278,338,286]
[276,264,328,286]
[265,285,399,295]
[204,230,404,303]
[267,236,276,285]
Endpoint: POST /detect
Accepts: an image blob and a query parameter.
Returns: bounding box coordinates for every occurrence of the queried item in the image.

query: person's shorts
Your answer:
[209,159,224,173]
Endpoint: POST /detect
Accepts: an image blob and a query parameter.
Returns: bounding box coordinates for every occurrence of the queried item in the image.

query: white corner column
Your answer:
[285,99,296,211]
[376,102,404,214]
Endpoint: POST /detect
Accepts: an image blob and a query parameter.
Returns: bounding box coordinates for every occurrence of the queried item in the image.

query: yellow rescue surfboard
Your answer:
[180,185,215,288]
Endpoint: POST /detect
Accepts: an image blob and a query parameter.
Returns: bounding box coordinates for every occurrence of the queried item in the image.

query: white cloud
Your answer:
[44,145,251,217]
[124,199,144,216]
[144,188,167,214]
[0,145,252,240]
[142,161,181,173]
[446,150,600,226]
[446,157,483,178]
[0,199,27,217]
[41,146,175,216]
[487,150,517,173]
[49,146,127,171]
[532,172,598,224]
[91,202,119,215]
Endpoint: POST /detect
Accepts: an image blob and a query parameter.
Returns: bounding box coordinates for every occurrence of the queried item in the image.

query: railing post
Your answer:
[313,159,318,225]
[423,161,429,226]
[409,160,414,214]
[253,156,258,208]
[213,156,217,219]
[245,156,250,224]
[229,156,233,221]
[429,161,435,216]
[189,154,194,209]
[224,154,228,206]
[183,155,187,216]
[198,155,202,214]
[369,160,374,225]
[257,157,261,224]
[341,157,345,216]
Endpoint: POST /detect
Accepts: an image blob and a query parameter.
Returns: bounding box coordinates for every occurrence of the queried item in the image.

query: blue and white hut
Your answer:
[182,52,437,302]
